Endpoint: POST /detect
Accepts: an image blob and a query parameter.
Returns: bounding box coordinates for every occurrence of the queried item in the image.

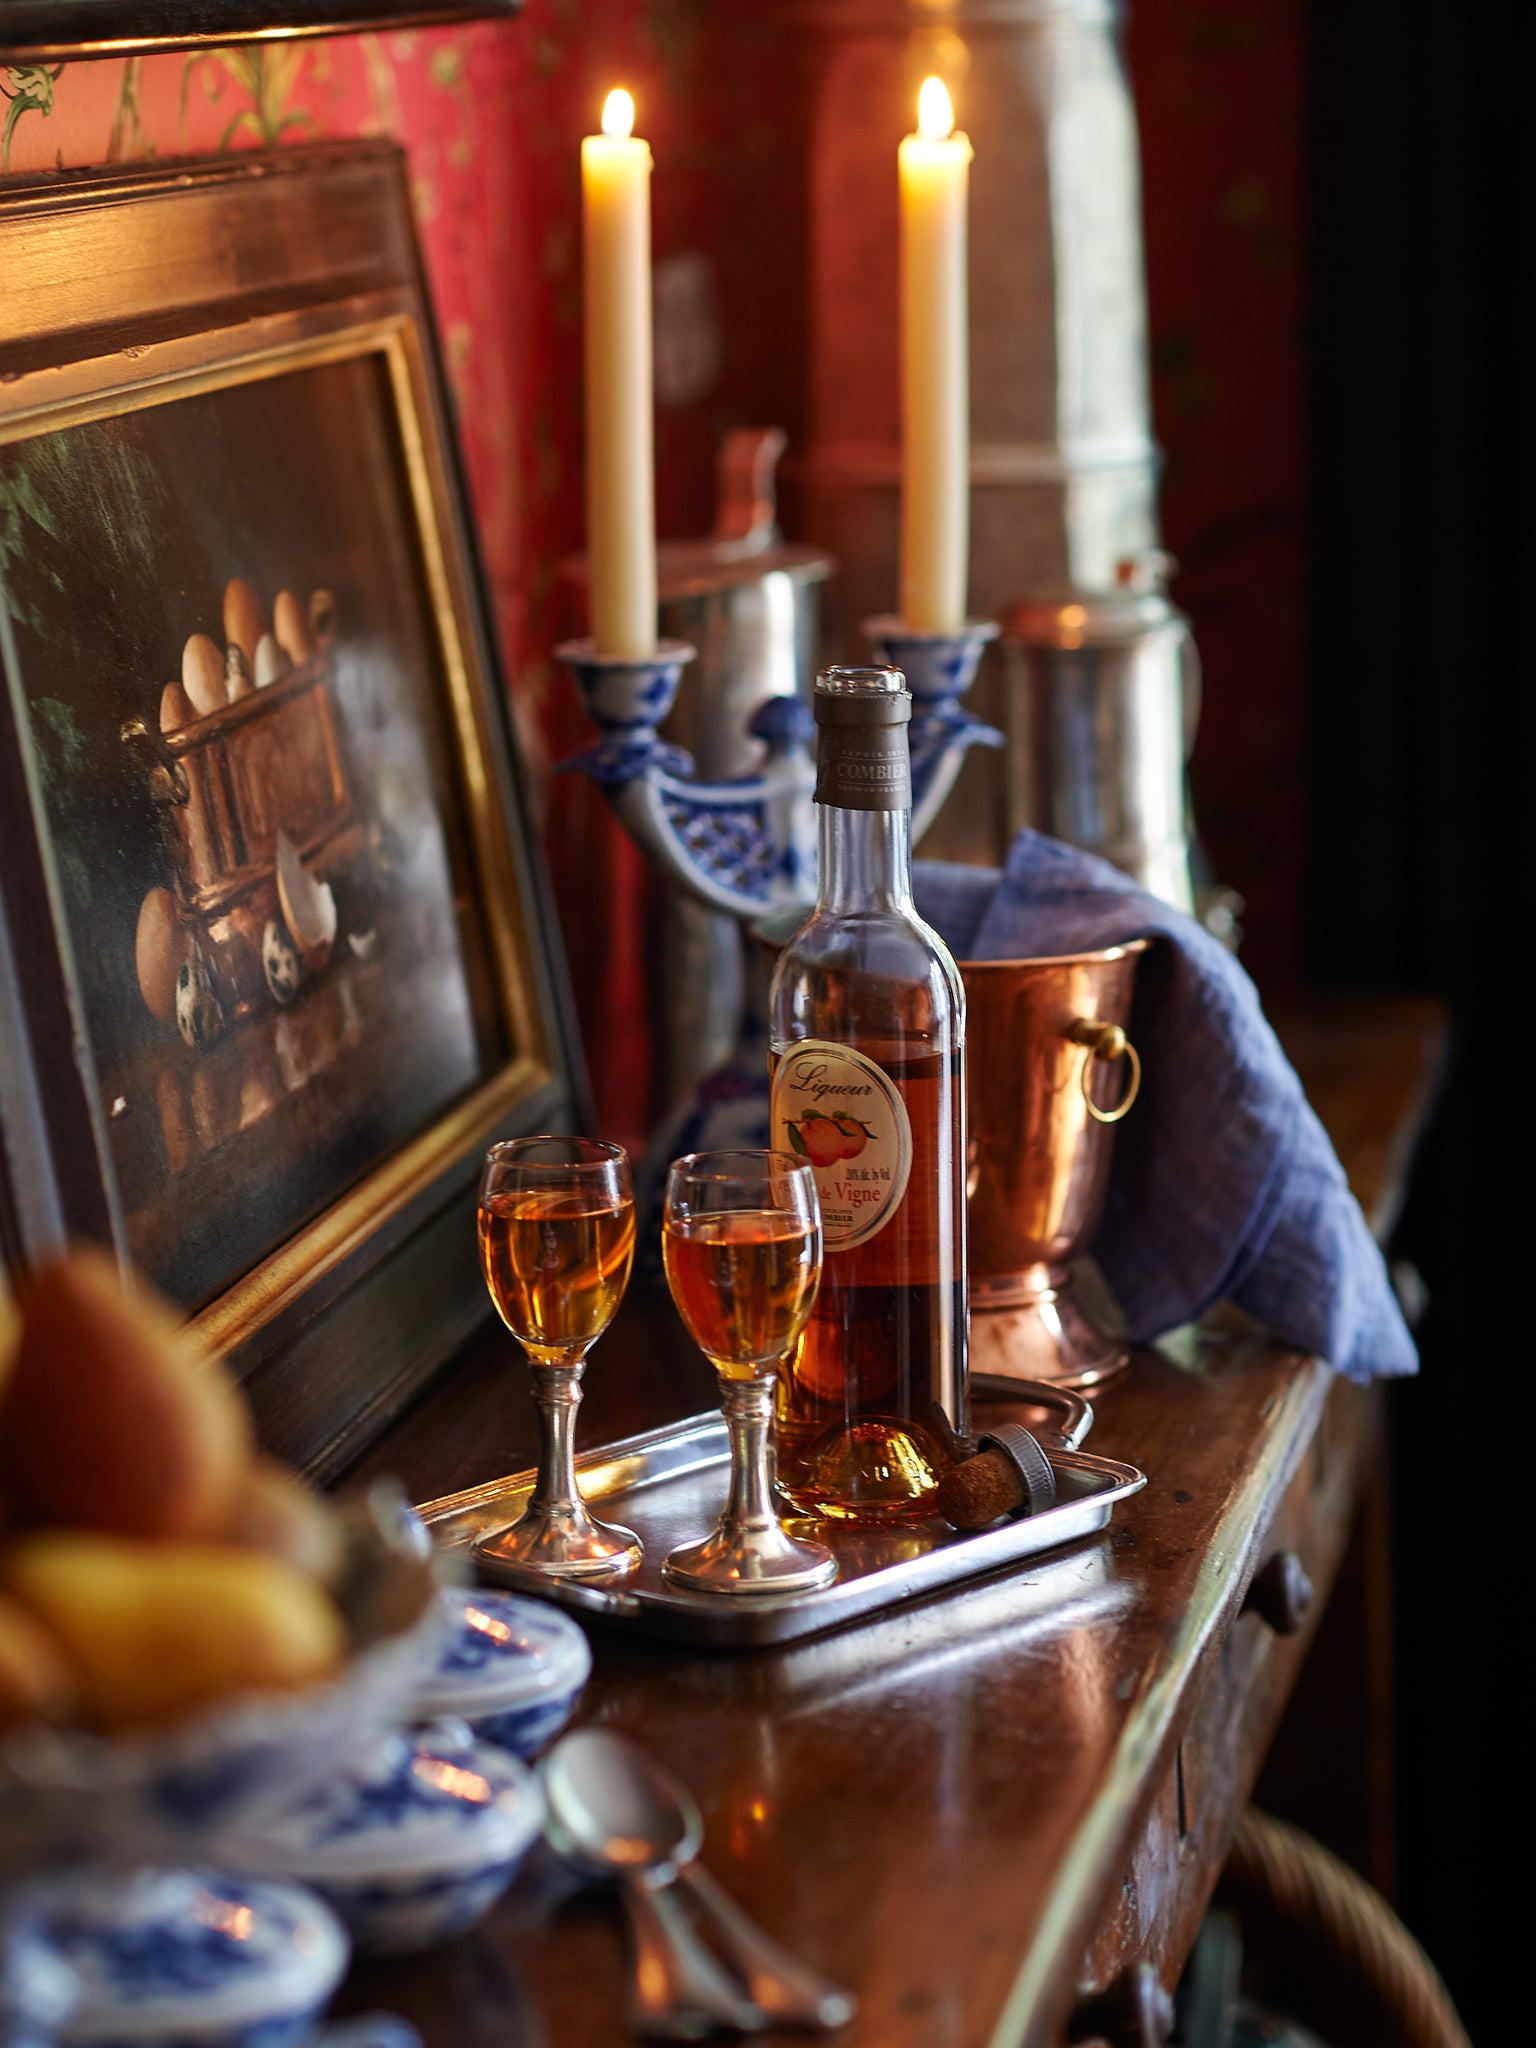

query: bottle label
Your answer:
[814,723,912,810]
[770,1039,913,1249]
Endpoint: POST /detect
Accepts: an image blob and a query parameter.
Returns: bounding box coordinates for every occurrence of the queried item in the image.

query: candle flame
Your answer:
[918,76,954,142]
[602,88,635,139]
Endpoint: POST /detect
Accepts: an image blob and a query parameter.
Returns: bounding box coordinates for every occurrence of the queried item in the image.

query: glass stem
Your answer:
[718,1373,778,1536]
[528,1356,590,1522]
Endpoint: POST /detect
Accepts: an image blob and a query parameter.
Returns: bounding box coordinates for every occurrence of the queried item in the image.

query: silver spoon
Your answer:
[541,1730,766,2039]
[541,1729,855,2033]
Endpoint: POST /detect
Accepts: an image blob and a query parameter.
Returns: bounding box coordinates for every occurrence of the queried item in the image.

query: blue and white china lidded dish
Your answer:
[217,1722,542,1956]
[408,1589,591,1759]
[21,1867,349,2048]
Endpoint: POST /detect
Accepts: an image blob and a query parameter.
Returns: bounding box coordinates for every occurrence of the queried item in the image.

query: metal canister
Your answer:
[652,430,833,1108]
[1002,553,1199,914]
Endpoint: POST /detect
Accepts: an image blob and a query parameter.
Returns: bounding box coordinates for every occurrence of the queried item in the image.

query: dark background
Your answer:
[1302,0,1516,2032]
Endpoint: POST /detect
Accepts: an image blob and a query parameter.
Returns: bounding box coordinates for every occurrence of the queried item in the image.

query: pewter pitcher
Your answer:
[1002,562,1198,913]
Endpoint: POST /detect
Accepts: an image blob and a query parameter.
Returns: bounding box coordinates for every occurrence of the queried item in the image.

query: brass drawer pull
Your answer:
[1244,1549,1315,1636]
[1070,1960,1175,2046]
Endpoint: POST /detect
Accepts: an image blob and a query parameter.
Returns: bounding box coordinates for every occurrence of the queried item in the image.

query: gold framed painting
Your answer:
[0,144,582,1475]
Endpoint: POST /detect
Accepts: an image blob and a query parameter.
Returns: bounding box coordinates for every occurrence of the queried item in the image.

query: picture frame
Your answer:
[0,142,584,1477]
[0,0,520,65]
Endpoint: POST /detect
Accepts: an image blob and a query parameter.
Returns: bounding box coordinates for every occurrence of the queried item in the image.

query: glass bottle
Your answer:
[767,664,968,1523]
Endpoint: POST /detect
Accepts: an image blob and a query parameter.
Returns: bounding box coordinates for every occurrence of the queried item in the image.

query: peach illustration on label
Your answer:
[785,1110,876,1170]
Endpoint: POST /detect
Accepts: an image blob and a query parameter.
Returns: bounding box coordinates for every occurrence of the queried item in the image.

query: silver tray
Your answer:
[417,1378,1146,1649]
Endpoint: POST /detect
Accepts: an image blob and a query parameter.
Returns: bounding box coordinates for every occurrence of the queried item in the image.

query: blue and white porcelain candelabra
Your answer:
[555,617,1000,918]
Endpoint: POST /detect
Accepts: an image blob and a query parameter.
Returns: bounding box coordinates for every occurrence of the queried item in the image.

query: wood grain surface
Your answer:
[338,993,1441,2047]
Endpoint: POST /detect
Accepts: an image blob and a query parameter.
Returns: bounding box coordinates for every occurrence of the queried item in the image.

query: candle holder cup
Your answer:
[861,617,1003,841]
[556,636,817,919]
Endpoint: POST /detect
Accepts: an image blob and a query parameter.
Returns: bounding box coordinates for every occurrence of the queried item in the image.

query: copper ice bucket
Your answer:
[961,941,1147,1389]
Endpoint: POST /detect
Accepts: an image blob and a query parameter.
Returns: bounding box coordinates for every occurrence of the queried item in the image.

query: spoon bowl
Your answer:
[542,1727,701,1879]
[540,1729,855,2032]
[540,1730,763,2037]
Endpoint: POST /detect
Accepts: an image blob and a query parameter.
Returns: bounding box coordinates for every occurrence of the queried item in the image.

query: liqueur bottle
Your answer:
[768,665,968,1522]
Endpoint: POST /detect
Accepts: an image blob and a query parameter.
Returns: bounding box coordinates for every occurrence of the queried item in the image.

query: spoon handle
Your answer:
[679,1864,857,2030]
[620,1876,765,2039]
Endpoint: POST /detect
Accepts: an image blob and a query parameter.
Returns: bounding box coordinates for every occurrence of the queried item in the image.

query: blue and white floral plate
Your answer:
[407,1590,591,1760]
[217,1723,542,1956]
[21,1867,348,2048]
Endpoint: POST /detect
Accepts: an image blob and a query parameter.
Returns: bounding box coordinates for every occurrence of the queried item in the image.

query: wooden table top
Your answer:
[341,991,1445,2048]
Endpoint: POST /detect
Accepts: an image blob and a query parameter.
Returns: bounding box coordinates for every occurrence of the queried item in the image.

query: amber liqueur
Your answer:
[477,1188,636,1359]
[768,666,968,1523]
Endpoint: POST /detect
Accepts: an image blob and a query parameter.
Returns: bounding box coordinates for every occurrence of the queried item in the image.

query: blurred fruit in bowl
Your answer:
[0,1249,442,1876]
[2,1534,345,1734]
[0,1249,249,1541]
[0,1592,73,1732]
[222,1461,347,1585]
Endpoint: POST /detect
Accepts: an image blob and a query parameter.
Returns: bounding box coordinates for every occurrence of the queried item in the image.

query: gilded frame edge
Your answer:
[0,0,522,65]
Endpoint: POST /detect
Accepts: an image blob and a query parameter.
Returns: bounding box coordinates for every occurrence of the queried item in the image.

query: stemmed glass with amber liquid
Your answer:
[476,1136,642,1578]
[661,1150,836,1594]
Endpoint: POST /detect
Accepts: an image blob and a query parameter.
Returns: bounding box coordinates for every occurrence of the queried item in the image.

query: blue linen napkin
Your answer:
[914,830,1417,1382]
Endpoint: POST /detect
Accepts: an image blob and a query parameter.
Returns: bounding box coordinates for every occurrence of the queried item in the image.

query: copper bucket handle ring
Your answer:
[1067,1019,1142,1125]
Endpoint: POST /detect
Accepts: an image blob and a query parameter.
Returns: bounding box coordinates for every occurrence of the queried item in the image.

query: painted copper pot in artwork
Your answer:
[961,941,1146,1389]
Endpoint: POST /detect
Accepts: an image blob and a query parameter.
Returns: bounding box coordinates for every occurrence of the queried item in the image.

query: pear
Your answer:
[0,1277,17,1404]
[0,1589,72,1730]
[0,1249,250,1540]
[220,1458,345,1586]
[3,1532,344,1732]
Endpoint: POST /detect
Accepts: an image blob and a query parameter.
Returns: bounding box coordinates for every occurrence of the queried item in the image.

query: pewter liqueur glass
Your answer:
[477,1136,641,1577]
[662,1150,836,1594]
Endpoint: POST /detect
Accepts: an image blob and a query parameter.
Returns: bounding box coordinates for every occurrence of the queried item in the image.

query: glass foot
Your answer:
[480,1504,642,1580]
[663,1520,836,1596]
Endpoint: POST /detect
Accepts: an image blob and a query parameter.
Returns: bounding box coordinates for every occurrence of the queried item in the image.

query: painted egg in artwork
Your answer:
[175,958,225,1050]
[181,633,226,718]
[273,589,313,666]
[159,681,194,733]
[261,918,302,1006]
[135,887,182,1023]
[223,576,264,667]
[226,643,254,701]
[254,632,290,688]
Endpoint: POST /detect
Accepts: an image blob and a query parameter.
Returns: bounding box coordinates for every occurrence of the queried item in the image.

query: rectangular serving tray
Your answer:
[417,1379,1146,1649]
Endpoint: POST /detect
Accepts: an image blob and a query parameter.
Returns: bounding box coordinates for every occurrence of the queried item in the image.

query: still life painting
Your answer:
[0,342,508,1312]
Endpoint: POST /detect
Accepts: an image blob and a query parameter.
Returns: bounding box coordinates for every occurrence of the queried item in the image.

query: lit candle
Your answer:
[581,88,658,657]
[898,77,973,633]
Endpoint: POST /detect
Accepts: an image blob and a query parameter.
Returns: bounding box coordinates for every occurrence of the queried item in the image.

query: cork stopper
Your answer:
[935,1424,1058,1531]
[936,1448,1023,1530]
